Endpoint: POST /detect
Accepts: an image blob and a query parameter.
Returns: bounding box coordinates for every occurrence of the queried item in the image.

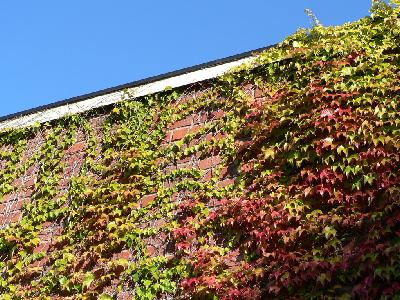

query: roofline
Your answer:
[0,44,275,130]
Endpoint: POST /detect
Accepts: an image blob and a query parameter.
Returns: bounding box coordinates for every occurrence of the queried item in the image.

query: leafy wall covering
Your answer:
[0,1,400,299]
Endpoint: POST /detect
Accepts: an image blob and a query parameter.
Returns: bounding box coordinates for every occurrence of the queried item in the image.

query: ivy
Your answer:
[0,1,400,299]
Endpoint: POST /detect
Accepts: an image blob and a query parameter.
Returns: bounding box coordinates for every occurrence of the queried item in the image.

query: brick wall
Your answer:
[0,82,264,298]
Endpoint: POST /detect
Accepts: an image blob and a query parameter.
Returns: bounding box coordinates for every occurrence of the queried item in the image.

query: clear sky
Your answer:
[0,1,372,118]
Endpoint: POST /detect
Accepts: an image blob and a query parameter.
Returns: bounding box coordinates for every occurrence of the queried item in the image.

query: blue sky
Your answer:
[0,1,371,117]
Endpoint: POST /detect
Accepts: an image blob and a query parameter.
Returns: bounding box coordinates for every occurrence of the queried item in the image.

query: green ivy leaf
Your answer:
[83,272,95,289]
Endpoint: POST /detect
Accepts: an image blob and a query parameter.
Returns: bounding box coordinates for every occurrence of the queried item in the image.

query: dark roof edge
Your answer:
[0,44,276,123]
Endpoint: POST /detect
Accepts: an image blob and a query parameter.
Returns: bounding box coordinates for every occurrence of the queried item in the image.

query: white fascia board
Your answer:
[0,56,254,131]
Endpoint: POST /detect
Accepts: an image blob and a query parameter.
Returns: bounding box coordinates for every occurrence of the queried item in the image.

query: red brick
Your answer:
[218,178,235,188]
[202,170,212,182]
[58,179,70,189]
[163,164,177,174]
[243,83,252,89]
[169,116,193,129]
[147,245,156,257]
[173,95,190,107]
[205,132,226,142]
[25,177,36,188]
[118,292,133,300]
[164,131,173,142]
[211,109,225,119]
[171,192,180,202]
[118,250,132,260]
[154,218,166,227]
[25,164,37,176]
[194,113,208,124]
[170,124,202,141]
[171,127,190,141]
[41,222,53,228]
[158,232,167,241]
[220,166,229,178]
[75,130,85,142]
[30,256,49,268]
[199,156,221,170]
[254,87,264,98]
[9,212,21,223]
[24,188,34,197]
[176,162,191,170]
[66,154,84,166]
[186,125,201,134]
[164,181,175,189]
[187,137,199,147]
[15,199,25,210]
[34,242,50,253]
[139,194,157,207]
[220,164,236,179]
[13,178,23,188]
[204,133,214,142]
[0,216,7,225]
[2,193,15,202]
[214,132,227,140]
[177,156,191,164]
[66,141,86,154]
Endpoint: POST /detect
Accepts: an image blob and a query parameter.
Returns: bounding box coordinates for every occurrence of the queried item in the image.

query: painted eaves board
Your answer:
[0,46,273,131]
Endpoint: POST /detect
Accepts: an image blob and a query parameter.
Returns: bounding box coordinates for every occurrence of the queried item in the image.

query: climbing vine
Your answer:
[0,1,400,299]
